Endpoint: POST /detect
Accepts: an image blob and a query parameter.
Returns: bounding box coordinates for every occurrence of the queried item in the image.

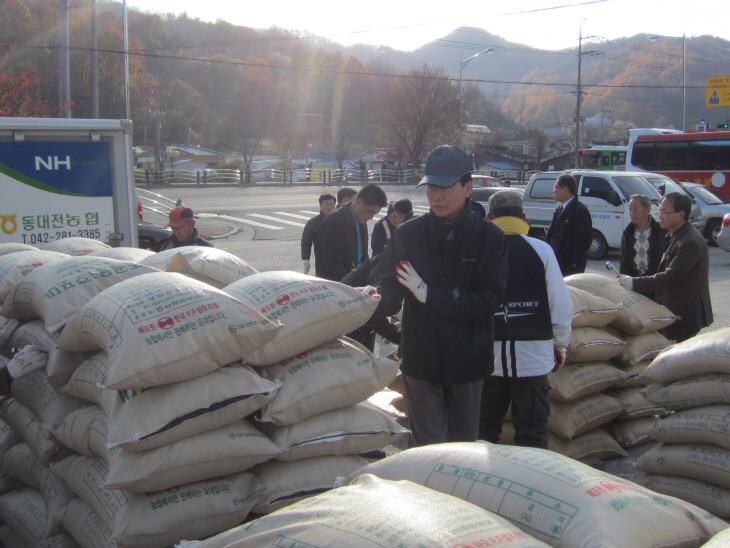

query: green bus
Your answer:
[577,146,627,170]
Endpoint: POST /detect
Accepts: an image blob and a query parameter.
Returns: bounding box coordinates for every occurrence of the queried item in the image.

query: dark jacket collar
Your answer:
[172,227,202,247]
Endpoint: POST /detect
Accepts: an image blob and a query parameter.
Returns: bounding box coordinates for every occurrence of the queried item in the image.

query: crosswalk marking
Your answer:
[248,213,306,227]
[299,210,319,216]
[212,214,283,230]
[276,212,314,220]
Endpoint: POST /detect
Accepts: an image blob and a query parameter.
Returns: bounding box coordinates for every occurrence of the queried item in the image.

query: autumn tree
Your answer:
[0,68,53,117]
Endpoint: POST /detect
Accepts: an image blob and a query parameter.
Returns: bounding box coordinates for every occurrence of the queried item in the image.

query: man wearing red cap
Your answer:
[157,206,214,251]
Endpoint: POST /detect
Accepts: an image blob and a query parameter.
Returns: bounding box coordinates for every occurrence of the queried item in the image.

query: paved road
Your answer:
[140,184,730,334]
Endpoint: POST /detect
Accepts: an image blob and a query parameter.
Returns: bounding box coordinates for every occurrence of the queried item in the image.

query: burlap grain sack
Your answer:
[643,374,730,412]
[565,273,678,335]
[0,242,37,257]
[41,236,111,256]
[1,443,75,537]
[7,318,59,353]
[568,285,621,328]
[0,250,68,302]
[605,385,668,420]
[257,337,399,425]
[59,498,115,548]
[639,328,730,385]
[549,392,626,439]
[259,402,408,462]
[549,428,628,460]
[698,523,730,547]
[12,369,92,432]
[566,327,627,363]
[2,256,158,331]
[250,455,369,514]
[223,271,380,366]
[62,354,279,451]
[56,271,282,389]
[0,397,71,466]
[141,247,258,289]
[105,419,280,492]
[184,473,552,548]
[603,416,657,448]
[54,406,116,464]
[604,326,673,366]
[343,442,727,548]
[637,443,730,489]
[90,246,155,262]
[0,488,78,548]
[548,361,627,402]
[637,473,730,520]
[52,454,264,548]
[647,406,730,450]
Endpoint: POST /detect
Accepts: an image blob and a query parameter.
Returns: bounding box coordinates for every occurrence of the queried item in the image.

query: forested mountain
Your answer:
[1,0,729,157]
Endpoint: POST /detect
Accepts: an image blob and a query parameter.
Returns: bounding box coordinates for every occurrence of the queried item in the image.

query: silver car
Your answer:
[641,175,702,229]
[718,214,730,252]
[678,183,730,246]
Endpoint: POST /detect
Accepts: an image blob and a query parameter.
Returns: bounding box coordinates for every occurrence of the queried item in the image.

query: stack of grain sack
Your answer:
[0,240,404,547]
[497,273,678,462]
[630,327,730,521]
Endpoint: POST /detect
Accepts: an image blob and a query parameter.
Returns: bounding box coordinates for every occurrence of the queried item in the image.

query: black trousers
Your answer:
[479,374,551,449]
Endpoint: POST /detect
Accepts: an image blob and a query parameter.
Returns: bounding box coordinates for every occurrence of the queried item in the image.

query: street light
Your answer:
[648,34,686,131]
[460,48,493,149]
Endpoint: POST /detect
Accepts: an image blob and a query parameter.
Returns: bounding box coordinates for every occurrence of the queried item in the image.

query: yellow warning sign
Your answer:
[707,75,730,107]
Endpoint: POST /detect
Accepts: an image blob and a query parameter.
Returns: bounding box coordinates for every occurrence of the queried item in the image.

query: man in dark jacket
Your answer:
[300,192,336,275]
[374,145,508,447]
[157,206,214,251]
[315,184,388,282]
[620,194,666,300]
[544,174,593,275]
[619,192,713,342]
[371,198,413,256]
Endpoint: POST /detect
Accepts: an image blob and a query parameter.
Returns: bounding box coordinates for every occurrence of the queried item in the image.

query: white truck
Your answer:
[0,118,137,248]
[523,170,664,260]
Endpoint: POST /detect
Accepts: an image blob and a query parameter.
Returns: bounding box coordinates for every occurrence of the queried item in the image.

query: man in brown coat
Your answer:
[619,192,713,342]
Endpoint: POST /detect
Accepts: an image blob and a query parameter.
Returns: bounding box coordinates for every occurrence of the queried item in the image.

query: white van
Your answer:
[523,170,663,259]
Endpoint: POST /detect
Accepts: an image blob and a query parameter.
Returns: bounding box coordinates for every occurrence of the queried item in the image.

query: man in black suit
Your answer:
[544,174,593,276]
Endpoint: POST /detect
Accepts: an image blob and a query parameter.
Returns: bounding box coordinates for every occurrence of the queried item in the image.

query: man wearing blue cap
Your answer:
[374,145,508,447]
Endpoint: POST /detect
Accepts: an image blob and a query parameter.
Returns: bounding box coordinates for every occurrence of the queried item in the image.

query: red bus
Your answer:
[626,128,730,200]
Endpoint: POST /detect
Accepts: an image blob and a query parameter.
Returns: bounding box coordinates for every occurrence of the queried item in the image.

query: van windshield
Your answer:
[612,176,662,202]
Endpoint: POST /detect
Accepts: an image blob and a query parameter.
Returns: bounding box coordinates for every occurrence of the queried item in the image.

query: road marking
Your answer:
[276,212,313,220]
[413,206,430,213]
[212,214,283,230]
[300,210,319,215]
[248,214,306,227]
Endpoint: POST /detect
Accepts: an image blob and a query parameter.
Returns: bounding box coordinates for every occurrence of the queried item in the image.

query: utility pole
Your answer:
[90,0,99,118]
[58,0,71,118]
[575,21,585,162]
[147,85,168,171]
[123,0,130,119]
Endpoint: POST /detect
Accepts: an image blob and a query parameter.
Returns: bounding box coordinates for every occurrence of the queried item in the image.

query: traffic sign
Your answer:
[707,75,730,107]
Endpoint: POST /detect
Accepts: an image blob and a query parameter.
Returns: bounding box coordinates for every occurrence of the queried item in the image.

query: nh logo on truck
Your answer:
[35,156,71,170]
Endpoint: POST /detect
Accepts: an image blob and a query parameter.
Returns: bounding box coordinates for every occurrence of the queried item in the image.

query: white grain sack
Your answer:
[257,337,399,425]
[179,473,552,548]
[59,498,115,548]
[637,443,730,489]
[549,392,626,439]
[56,271,282,389]
[0,397,71,466]
[259,402,408,462]
[565,273,678,335]
[141,247,258,289]
[7,318,59,354]
[698,523,730,547]
[0,416,20,457]
[53,454,264,548]
[54,406,115,464]
[250,455,369,514]
[548,361,627,402]
[637,473,730,520]
[0,487,77,548]
[41,236,111,255]
[0,250,68,301]
[642,374,730,411]
[223,271,380,365]
[62,354,279,451]
[565,327,627,363]
[603,416,657,448]
[613,360,652,387]
[605,385,668,420]
[568,285,621,328]
[45,348,96,390]
[0,242,37,257]
[343,441,726,548]
[639,328,730,385]
[549,428,628,460]
[2,256,158,331]
[90,246,155,262]
[647,406,730,449]
[104,419,280,492]
[603,326,673,366]
[0,523,33,548]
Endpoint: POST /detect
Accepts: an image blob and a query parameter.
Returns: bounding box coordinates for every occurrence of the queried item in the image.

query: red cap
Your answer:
[166,206,194,228]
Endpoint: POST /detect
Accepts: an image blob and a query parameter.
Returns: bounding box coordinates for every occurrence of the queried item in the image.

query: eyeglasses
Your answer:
[658,209,678,216]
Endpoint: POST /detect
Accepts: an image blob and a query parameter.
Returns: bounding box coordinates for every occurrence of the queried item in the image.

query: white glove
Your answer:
[6,345,47,379]
[355,286,379,297]
[618,275,634,291]
[0,319,19,347]
[397,261,427,304]
[303,260,311,275]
